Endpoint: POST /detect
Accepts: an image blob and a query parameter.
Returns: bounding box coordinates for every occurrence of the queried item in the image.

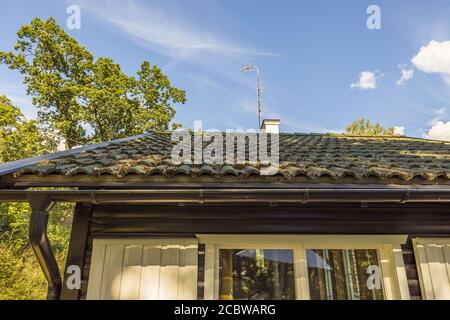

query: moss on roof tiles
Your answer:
[10,132,450,183]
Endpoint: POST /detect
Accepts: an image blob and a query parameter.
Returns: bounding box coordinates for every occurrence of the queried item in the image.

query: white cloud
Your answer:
[350,71,382,90]
[393,126,405,135]
[396,68,414,86]
[411,40,450,75]
[79,0,278,68]
[424,121,450,141]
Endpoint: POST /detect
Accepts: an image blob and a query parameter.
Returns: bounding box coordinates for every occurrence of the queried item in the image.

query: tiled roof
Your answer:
[9,132,450,184]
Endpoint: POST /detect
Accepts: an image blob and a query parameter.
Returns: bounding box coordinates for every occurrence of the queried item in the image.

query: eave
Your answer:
[2,173,450,189]
[1,187,450,204]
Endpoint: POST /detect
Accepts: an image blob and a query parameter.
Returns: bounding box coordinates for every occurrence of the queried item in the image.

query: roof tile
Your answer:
[10,132,450,183]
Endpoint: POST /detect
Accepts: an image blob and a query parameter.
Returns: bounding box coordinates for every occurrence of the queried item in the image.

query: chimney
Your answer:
[260,119,280,134]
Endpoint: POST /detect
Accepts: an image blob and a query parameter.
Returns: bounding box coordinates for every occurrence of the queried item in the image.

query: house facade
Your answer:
[0,126,450,300]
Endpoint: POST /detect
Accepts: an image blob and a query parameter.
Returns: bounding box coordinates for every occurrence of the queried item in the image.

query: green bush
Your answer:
[0,242,67,300]
[0,202,73,300]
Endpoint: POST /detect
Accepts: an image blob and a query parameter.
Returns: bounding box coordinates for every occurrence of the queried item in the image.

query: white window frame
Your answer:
[197,234,410,300]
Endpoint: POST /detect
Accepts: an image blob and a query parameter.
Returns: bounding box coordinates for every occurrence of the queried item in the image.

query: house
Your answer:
[0,119,450,300]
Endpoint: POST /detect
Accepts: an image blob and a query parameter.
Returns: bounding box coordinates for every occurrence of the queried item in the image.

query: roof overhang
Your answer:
[2,174,450,189]
[0,133,149,177]
[1,187,450,205]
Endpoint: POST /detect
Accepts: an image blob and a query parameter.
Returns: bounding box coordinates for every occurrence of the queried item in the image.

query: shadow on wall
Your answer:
[99,244,197,300]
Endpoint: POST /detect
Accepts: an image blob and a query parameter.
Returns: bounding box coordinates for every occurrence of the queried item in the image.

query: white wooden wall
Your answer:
[87,239,198,300]
[413,238,450,300]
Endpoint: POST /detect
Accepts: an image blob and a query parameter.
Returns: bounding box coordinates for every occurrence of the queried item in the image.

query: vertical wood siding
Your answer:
[74,203,450,300]
[413,238,450,300]
[86,239,198,300]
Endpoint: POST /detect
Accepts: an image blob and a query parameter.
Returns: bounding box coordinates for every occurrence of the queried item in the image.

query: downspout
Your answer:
[28,194,62,300]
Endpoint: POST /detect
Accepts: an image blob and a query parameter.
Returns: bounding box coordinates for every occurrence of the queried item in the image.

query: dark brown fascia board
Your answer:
[3,173,450,188]
[1,187,450,204]
[0,133,150,177]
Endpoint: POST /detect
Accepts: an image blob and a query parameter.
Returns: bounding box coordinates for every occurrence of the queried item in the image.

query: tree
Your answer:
[82,59,186,143]
[0,95,70,300]
[0,17,186,149]
[0,95,59,242]
[82,57,137,143]
[345,118,396,136]
[0,18,92,149]
[0,95,56,162]
[135,61,186,131]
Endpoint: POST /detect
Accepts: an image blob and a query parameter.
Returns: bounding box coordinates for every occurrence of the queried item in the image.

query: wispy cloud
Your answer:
[235,97,341,133]
[78,0,279,75]
[429,106,448,125]
[396,67,414,86]
[188,74,235,95]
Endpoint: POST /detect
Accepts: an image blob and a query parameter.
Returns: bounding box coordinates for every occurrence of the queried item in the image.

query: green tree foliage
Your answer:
[135,61,186,131]
[0,201,70,300]
[0,95,56,162]
[0,95,72,299]
[0,18,92,149]
[0,242,66,300]
[0,17,186,299]
[345,118,396,136]
[0,17,186,149]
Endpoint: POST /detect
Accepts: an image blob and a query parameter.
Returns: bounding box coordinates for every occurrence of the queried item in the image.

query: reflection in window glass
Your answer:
[219,249,295,300]
[307,249,384,300]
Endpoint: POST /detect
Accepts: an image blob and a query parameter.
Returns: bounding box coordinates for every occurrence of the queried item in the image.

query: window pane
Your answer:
[219,249,295,300]
[307,249,384,300]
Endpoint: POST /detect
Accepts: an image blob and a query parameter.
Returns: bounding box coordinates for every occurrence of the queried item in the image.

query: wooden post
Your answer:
[60,203,92,300]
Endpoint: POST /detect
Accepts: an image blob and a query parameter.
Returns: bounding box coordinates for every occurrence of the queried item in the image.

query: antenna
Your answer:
[241,64,262,128]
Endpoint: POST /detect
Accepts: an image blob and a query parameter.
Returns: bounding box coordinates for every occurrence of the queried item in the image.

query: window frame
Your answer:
[197,235,410,300]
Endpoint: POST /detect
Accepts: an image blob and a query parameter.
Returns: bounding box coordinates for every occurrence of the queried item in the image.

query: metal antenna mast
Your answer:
[241,65,262,128]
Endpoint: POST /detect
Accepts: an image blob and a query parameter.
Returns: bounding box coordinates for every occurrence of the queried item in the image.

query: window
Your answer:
[219,249,295,300]
[307,249,384,300]
[199,235,410,300]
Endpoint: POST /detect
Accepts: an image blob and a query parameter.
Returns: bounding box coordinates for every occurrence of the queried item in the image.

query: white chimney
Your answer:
[260,119,280,134]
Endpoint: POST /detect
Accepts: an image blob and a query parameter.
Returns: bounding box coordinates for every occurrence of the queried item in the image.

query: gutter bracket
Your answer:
[28,194,62,300]
[89,192,98,205]
[302,189,309,204]
[400,189,410,204]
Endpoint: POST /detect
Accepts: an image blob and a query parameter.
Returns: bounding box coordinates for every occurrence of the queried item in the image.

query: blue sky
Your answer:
[1,0,450,140]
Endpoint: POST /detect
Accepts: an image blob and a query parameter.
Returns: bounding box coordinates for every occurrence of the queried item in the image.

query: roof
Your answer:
[1,132,450,186]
